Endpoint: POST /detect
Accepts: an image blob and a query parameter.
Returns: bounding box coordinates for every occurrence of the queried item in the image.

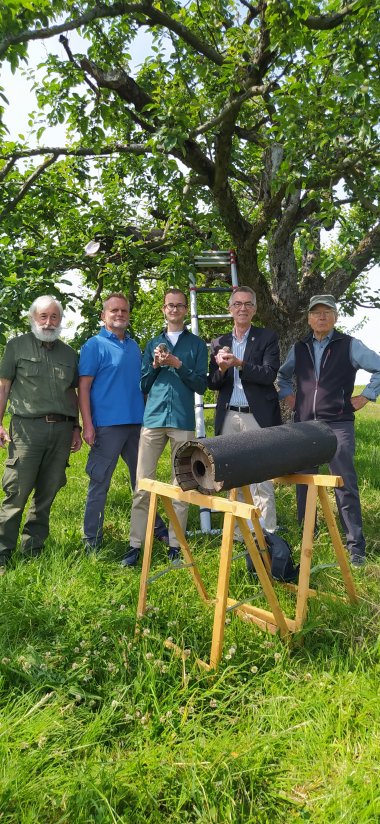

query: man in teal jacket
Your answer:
[122,288,208,566]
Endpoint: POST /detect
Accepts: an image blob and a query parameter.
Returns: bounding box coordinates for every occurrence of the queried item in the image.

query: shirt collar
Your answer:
[32,334,57,349]
[100,326,129,342]
[232,326,250,343]
[312,329,334,345]
[162,325,188,336]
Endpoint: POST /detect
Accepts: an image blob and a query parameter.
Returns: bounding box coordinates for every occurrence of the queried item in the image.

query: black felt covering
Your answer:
[174,421,337,492]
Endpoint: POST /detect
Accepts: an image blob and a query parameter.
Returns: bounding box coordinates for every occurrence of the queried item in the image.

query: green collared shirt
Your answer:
[141,327,208,430]
[0,332,78,418]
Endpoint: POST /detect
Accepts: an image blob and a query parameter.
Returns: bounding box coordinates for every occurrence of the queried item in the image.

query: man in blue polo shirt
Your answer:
[79,292,167,550]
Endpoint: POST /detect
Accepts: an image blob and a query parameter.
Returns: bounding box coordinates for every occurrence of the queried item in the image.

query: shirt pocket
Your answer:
[53,359,76,384]
[2,456,19,495]
[18,357,41,377]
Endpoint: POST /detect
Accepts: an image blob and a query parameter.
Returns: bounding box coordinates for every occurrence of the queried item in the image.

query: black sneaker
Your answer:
[121,547,140,567]
[350,554,365,568]
[84,542,100,555]
[167,546,180,561]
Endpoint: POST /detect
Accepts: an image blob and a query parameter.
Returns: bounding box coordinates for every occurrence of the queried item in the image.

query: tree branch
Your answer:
[193,82,272,136]
[0,155,57,220]
[301,147,380,193]
[303,2,361,31]
[327,222,380,297]
[79,58,153,113]
[0,157,16,182]
[59,35,99,96]
[80,58,216,181]
[0,2,224,65]
[0,144,149,161]
[344,175,380,216]
[238,0,260,26]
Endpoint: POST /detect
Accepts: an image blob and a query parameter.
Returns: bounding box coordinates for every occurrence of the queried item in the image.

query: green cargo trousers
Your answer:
[0,416,73,564]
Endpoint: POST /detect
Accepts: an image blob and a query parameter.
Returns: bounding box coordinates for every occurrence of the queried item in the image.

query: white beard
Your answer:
[31,320,62,342]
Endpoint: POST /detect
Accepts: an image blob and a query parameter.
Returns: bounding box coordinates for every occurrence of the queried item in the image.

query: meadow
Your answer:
[0,399,379,823]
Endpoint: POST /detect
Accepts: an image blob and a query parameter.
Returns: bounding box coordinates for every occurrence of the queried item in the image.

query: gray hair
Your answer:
[28,296,64,321]
[229,286,257,307]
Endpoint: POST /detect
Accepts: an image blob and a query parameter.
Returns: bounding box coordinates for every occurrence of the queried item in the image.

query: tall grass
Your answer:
[0,401,379,823]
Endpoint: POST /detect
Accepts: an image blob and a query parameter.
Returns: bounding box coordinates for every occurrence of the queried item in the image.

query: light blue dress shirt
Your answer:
[230,327,251,406]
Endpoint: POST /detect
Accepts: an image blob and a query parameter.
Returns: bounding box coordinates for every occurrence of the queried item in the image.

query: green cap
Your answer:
[308,294,337,312]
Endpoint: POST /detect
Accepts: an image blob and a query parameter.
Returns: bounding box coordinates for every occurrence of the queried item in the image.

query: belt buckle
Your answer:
[45,414,56,423]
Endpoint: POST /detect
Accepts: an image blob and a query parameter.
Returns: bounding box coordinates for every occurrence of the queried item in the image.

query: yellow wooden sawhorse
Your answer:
[136,475,358,670]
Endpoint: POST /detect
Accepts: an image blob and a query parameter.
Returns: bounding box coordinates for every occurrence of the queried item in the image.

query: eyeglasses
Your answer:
[231,301,255,309]
[309,310,334,317]
[164,303,187,310]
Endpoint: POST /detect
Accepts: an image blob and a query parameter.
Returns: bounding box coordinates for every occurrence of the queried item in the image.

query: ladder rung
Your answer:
[191,287,232,293]
[196,314,230,319]
[195,266,231,272]
[195,252,231,260]
[195,260,231,266]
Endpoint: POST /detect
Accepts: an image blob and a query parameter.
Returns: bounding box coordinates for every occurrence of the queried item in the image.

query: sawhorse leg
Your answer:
[318,486,358,604]
[240,485,272,576]
[137,490,158,618]
[160,496,209,603]
[210,509,235,669]
[295,484,318,631]
[137,492,210,618]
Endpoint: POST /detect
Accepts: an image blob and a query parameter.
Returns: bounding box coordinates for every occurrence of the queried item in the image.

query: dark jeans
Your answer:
[296,420,365,559]
[84,424,166,548]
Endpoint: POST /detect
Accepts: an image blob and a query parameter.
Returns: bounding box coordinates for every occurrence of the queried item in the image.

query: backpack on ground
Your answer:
[245,529,299,583]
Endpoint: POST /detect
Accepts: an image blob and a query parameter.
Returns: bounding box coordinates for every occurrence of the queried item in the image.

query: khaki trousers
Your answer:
[129,426,194,548]
[0,416,73,563]
[221,410,277,536]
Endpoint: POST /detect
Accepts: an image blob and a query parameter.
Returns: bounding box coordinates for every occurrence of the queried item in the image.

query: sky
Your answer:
[1,37,379,384]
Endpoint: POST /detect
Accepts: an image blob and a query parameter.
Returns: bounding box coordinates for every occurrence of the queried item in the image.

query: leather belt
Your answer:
[35,414,76,423]
[228,405,251,413]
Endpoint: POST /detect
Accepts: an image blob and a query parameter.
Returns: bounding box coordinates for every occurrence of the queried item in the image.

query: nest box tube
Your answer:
[174,421,337,494]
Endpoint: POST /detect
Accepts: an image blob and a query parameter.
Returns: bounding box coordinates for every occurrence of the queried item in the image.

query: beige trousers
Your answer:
[221,410,277,536]
[129,426,194,548]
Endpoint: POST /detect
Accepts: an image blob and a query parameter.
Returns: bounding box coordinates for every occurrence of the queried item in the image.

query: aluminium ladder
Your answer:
[189,250,239,532]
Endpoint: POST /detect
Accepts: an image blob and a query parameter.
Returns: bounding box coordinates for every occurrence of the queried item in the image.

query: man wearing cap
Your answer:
[0,296,82,571]
[208,285,282,534]
[277,294,380,566]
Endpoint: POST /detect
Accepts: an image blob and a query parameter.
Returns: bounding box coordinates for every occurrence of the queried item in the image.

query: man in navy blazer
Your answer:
[208,286,281,533]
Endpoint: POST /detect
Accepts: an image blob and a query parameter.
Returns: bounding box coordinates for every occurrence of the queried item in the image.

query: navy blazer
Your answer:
[208,326,282,434]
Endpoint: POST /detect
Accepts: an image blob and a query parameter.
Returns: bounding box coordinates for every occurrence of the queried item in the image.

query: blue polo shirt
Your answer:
[79,327,145,426]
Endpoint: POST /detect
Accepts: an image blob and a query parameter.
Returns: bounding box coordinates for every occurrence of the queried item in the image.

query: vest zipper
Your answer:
[321,348,331,370]
[306,342,318,419]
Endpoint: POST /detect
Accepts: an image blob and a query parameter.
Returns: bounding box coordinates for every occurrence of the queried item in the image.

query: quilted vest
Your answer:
[294,331,356,422]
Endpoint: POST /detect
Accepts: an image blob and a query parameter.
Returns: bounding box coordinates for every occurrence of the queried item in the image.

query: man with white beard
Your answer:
[0,296,82,571]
